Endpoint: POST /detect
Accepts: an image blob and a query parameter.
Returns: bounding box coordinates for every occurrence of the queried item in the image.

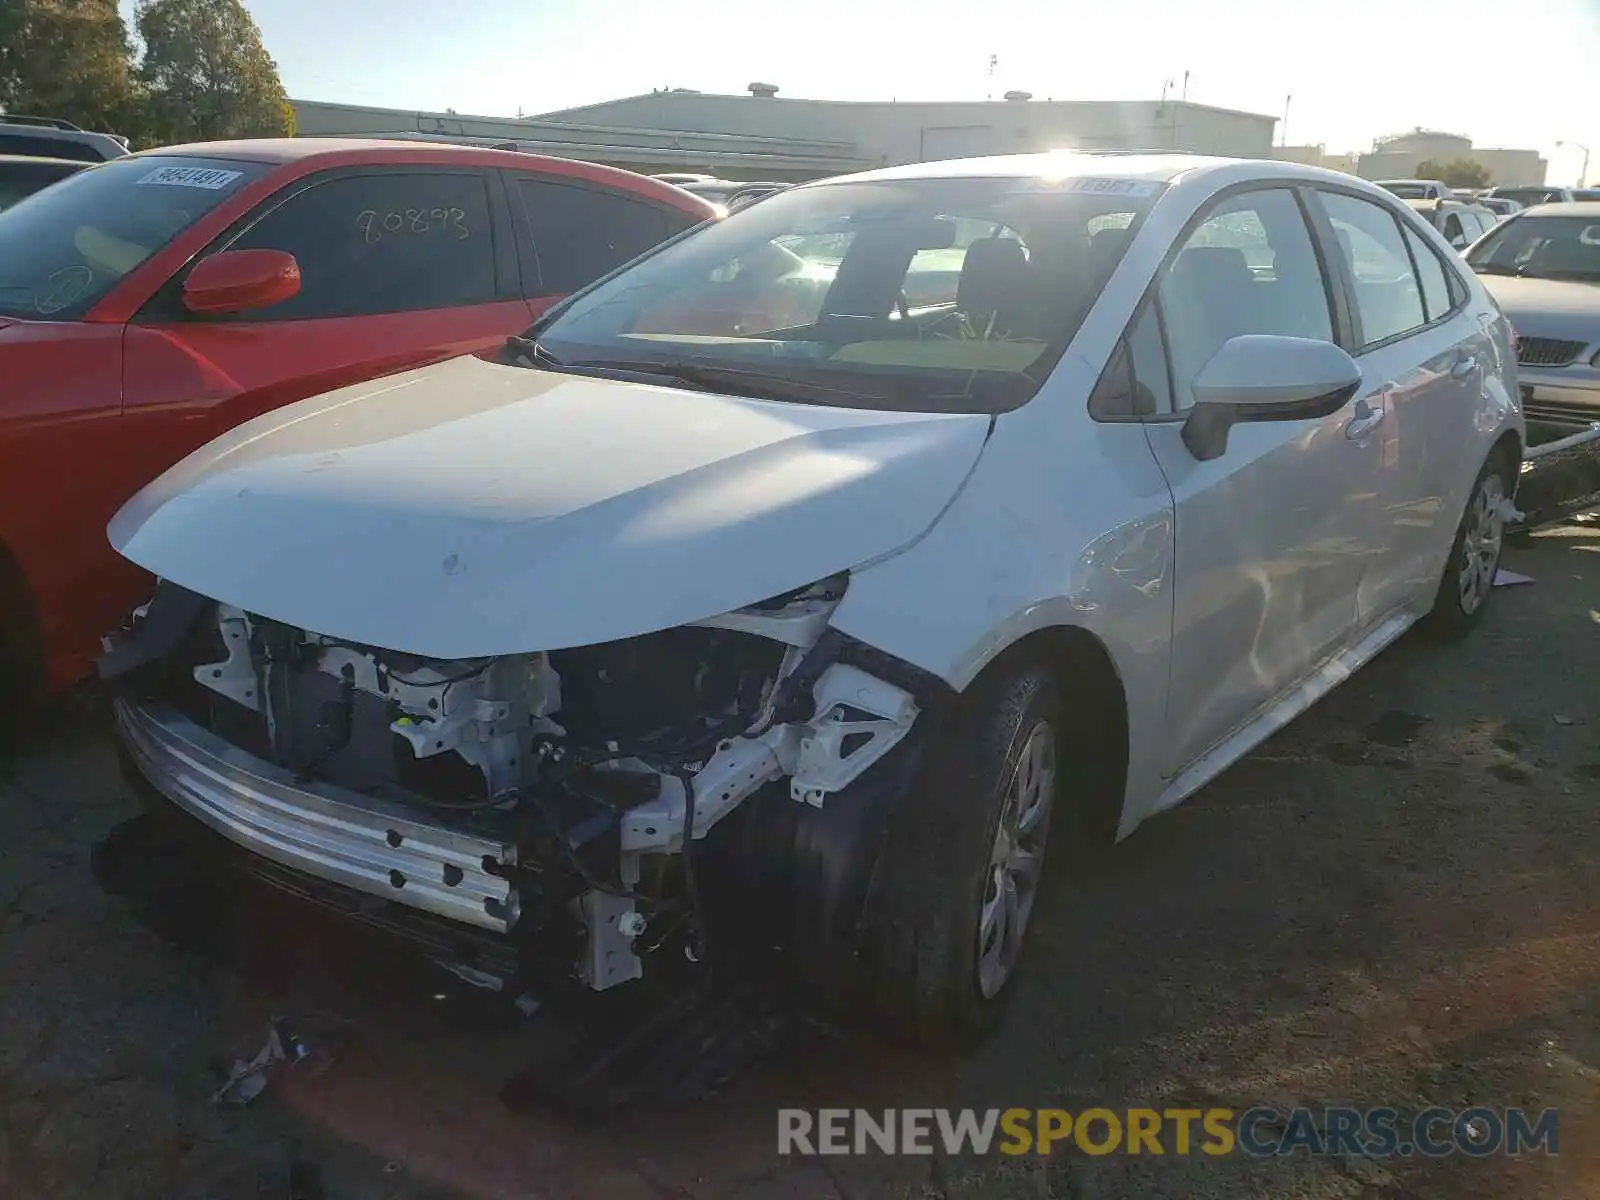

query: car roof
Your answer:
[0,153,89,168]
[135,137,717,215]
[1517,201,1600,217]
[147,136,571,164]
[800,151,1394,202]
[1404,197,1490,211]
[807,150,1249,188]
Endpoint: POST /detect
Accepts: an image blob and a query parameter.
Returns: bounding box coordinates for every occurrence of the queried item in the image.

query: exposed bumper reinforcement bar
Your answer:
[1517,420,1600,532]
[114,698,518,933]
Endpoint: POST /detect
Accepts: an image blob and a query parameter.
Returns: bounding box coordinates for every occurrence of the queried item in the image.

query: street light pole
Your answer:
[1557,140,1591,187]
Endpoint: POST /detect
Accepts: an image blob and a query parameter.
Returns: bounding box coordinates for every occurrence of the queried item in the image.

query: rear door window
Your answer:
[514,177,698,295]
[218,170,499,320]
[1400,224,1454,323]
[1317,192,1427,347]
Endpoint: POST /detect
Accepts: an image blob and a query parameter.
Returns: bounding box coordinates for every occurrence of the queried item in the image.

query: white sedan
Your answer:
[103,152,1523,1043]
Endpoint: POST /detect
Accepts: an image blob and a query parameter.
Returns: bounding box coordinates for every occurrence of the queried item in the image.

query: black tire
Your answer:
[858,657,1061,1045]
[1423,450,1514,641]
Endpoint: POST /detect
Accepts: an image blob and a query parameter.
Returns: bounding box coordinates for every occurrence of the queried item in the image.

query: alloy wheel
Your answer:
[976,718,1056,1000]
[1458,473,1507,616]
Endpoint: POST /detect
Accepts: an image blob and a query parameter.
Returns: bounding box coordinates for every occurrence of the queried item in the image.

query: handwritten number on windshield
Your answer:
[357,207,469,244]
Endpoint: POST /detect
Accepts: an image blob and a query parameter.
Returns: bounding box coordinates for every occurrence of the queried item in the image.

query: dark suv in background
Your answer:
[0,115,129,162]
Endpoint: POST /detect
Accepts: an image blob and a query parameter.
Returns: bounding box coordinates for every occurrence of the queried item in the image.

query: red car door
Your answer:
[121,164,533,522]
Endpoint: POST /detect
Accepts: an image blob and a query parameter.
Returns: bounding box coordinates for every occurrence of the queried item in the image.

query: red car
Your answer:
[0,139,715,702]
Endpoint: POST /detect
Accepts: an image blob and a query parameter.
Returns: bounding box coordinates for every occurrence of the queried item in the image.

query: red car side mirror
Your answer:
[182,249,301,316]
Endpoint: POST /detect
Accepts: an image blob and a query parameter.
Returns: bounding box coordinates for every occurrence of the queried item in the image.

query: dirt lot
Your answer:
[1,524,1596,1200]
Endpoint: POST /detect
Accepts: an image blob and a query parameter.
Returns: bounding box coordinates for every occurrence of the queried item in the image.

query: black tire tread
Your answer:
[858,657,1059,1045]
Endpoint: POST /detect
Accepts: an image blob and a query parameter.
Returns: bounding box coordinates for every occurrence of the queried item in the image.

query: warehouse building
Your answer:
[292,86,1280,181]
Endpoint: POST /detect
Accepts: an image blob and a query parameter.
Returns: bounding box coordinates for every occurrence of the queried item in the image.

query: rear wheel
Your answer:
[859,657,1061,1044]
[1424,453,1512,640]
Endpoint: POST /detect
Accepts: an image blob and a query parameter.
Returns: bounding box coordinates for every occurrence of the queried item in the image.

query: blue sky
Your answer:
[121,0,1600,183]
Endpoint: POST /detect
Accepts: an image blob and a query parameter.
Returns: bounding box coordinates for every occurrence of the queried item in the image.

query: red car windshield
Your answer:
[0,154,268,320]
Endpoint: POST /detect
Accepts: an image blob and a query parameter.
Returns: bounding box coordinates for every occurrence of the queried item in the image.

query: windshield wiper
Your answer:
[503,335,564,367]
[559,357,881,404]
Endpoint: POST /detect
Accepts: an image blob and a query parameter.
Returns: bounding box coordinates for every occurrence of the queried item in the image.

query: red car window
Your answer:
[515,176,701,295]
[217,170,501,320]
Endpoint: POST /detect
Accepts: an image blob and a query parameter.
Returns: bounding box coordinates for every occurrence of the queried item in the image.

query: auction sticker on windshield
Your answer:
[1065,178,1161,197]
[134,166,244,190]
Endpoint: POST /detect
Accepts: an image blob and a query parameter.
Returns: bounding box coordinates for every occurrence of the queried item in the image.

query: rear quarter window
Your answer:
[515,177,698,295]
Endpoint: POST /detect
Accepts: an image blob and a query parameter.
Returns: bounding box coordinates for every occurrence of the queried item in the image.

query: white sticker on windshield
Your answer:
[1064,177,1160,197]
[134,166,244,190]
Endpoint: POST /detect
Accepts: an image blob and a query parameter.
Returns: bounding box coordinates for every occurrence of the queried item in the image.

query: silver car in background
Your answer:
[1468,202,1600,426]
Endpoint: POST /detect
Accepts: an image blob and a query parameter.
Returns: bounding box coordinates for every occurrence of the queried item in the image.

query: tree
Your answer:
[134,0,291,144]
[0,0,137,133]
[1416,157,1492,189]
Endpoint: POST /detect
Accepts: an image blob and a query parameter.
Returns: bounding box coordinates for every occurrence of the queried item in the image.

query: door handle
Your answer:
[1450,353,1479,378]
[1345,392,1387,440]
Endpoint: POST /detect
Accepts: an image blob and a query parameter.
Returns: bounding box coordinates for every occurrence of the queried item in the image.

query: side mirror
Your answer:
[182,249,301,316]
[1181,335,1362,462]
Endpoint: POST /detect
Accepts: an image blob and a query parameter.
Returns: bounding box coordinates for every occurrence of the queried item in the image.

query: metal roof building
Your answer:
[292,88,1279,182]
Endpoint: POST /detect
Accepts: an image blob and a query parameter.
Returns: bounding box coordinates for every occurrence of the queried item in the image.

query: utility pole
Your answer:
[1281,94,1292,147]
[1181,70,1189,101]
[1557,140,1591,187]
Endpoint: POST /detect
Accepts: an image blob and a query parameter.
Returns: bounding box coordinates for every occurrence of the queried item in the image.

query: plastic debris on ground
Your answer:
[1493,568,1536,587]
[211,1017,329,1105]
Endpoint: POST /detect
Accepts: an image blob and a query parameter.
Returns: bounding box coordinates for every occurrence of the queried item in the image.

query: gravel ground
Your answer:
[0,524,1595,1200]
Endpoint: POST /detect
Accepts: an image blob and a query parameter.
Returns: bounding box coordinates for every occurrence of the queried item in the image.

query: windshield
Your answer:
[1380,182,1434,199]
[530,175,1161,413]
[1491,188,1565,208]
[1466,214,1600,283]
[0,154,268,320]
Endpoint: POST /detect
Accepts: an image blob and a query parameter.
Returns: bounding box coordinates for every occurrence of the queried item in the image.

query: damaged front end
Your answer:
[102,574,943,997]
[1515,419,1600,533]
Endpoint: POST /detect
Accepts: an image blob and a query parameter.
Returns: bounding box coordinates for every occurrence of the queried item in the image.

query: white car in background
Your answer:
[103,153,1522,1042]
[1479,196,1526,222]
[1467,201,1600,426]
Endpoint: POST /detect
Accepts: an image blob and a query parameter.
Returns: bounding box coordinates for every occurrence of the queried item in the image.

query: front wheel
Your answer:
[1424,453,1512,640]
[859,658,1061,1044]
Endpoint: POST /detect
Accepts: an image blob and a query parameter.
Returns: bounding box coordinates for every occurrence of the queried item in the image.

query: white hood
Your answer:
[110,355,990,658]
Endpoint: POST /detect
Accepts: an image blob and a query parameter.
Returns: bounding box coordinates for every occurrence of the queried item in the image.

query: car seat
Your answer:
[954,236,1031,336]
[1162,245,1260,388]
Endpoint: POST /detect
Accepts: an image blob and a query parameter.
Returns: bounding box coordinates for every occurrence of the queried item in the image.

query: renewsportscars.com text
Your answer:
[777,1107,1559,1158]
